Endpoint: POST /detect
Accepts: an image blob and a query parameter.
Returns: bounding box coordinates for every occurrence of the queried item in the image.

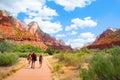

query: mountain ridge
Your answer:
[0,10,72,51]
[87,28,120,49]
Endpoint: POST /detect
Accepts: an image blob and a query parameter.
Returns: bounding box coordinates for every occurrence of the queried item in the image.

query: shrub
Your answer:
[80,48,93,54]
[80,53,120,80]
[18,44,42,53]
[106,46,120,56]
[55,52,84,68]
[0,53,18,66]
[54,62,61,72]
[45,46,54,55]
[54,53,64,61]
[63,53,77,66]
[0,40,12,53]
[17,52,28,57]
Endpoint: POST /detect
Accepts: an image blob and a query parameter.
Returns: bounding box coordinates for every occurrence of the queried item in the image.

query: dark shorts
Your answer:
[39,59,42,62]
[32,58,36,62]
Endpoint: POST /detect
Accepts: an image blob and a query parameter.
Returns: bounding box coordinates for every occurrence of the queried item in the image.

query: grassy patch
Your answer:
[54,51,91,68]
[0,58,27,80]
[17,52,28,58]
[0,53,18,66]
[53,46,120,80]
[54,62,61,72]
[80,46,120,80]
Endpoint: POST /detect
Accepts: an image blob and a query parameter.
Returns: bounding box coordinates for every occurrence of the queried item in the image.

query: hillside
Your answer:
[87,28,120,49]
[0,10,72,51]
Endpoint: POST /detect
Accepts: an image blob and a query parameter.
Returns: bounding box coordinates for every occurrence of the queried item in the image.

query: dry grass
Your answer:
[0,58,27,80]
[47,56,81,80]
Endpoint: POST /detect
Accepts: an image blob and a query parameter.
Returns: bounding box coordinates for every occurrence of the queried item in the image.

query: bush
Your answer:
[63,53,78,66]
[45,46,54,55]
[106,46,120,55]
[0,40,43,53]
[0,40,13,53]
[55,52,84,67]
[80,48,93,54]
[80,53,120,80]
[0,53,18,66]
[54,53,64,61]
[54,62,61,72]
[17,52,28,57]
[17,44,42,53]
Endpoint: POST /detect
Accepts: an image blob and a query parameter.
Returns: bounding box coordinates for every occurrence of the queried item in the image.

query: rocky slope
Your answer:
[0,10,72,51]
[28,21,72,50]
[87,28,120,49]
[0,10,47,50]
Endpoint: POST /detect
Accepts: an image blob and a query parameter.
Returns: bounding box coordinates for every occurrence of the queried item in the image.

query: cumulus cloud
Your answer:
[66,39,85,48]
[49,0,95,11]
[25,6,58,20]
[71,31,77,35]
[0,0,45,16]
[40,21,62,34]
[39,6,58,20]
[80,32,95,38]
[56,34,66,37]
[0,0,62,34]
[65,24,77,31]
[65,17,97,31]
[0,0,58,19]
[79,32,96,44]
[66,32,96,48]
[25,17,62,34]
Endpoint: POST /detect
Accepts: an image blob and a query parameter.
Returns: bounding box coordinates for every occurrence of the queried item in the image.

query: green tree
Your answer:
[45,46,54,55]
[0,40,11,53]
[18,44,42,53]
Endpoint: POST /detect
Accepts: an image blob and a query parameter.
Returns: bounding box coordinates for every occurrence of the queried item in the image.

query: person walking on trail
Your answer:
[31,52,37,69]
[27,53,32,67]
[39,54,43,68]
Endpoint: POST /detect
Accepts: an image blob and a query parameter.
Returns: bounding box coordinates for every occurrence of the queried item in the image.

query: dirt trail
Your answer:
[4,57,52,80]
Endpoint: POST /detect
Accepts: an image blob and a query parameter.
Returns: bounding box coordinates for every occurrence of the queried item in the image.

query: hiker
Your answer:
[27,53,32,67]
[31,52,37,69]
[39,54,43,68]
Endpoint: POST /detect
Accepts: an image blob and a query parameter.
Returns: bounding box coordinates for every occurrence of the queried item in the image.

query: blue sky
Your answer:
[0,0,120,48]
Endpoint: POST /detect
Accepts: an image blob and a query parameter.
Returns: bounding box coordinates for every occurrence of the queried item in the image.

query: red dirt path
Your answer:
[4,57,52,80]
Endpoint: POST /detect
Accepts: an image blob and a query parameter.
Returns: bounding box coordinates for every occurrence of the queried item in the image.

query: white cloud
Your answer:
[0,0,62,34]
[80,32,95,38]
[72,17,97,28]
[49,0,95,11]
[71,31,77,35]
[0,0,57,20]
[0,0,44,16]
[39,6,58,20]
[79,32,96,43]
[56,34,66,37]
[40,21,62,34]
[66,39,85,48]
[66,32,96,48]
[65,24,77,31]
[65,17,97,31]
[24,17,62,34]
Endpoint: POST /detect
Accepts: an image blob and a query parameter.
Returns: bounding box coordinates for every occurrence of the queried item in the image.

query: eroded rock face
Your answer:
[87,28,120,49]
[0,10,47,50]
[28,21,72,51]
[0,10,72,51]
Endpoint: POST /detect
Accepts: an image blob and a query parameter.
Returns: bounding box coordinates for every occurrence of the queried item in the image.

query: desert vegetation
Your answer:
[0,40,43,66]
[1,39,120,80]
[80,46,120,80]
[0,53,18,66]
[52,46,120,80]
[0,40,45,79]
